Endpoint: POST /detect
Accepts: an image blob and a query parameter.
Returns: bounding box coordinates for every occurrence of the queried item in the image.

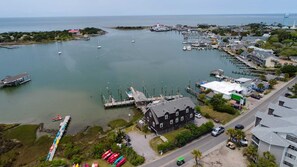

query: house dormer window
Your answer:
[149,112,152,117]
[175,117,179,123]
[160,123,163,128]
[181,116,184,121]
[165,114,168,120]
[152,122,155,127]
[186,108,189,113]
[176,111,179,116]
[190,113,193,118]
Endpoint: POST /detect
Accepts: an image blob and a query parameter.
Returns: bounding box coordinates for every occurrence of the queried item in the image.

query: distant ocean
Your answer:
[0,14,297,32]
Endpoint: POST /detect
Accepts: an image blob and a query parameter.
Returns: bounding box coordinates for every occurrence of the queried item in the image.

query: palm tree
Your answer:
[192,149,202,166]
[243,145,258,162]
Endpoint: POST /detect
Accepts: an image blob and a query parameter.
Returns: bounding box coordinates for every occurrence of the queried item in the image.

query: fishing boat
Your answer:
[52,115,63,122]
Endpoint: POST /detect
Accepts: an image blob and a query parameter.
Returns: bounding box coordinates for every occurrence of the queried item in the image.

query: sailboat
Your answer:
[97,40,101,49]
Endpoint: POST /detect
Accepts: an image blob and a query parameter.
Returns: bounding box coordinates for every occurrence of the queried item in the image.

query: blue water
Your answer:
[0,14,295,133]
[0,14,296,32]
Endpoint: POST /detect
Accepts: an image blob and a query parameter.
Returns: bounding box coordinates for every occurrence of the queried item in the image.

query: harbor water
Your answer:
[0,15,295,133]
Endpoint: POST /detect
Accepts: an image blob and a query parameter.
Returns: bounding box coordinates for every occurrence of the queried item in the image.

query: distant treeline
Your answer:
[114,26,149,30]
[0,27,106,44]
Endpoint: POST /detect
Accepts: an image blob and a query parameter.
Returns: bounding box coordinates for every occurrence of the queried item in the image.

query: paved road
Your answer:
[142,78,297,167]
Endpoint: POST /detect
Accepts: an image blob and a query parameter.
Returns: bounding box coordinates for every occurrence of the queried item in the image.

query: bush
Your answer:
[158,122,214,153]
[215,104,237,115]
[195,106,201,112]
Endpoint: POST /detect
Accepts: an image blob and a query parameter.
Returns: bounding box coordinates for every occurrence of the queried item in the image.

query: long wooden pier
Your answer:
[46,115,71,161]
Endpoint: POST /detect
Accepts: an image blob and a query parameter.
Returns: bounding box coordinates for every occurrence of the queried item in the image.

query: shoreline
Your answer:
[0,28,107,47]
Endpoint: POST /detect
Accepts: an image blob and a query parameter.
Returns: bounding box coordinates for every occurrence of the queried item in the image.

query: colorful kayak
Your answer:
[113,155,124,166]
[52,114,63,121]
[116,158,126,167]
[103,151,113,160]
[101,149,111,159]
[108,153,120,164]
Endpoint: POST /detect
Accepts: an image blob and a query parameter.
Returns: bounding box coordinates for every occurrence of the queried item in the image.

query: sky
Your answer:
[1,0,297,17]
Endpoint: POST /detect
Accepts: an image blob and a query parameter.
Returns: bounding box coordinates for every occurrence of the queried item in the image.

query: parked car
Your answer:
[195,113,202,119]
[285,92,293,97]
[226,141,236,150]
[235,124,244,130]
[251,94,261,100]
[125,134,131,142]
[230,137,248,147]
[211,126,225,136]
[176,156,185,166]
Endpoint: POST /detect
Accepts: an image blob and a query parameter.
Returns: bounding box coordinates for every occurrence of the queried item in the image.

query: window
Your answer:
[152,122,155,127]
[283,161,294,167]
[181,116,184,121]
[285,152,296,160]
[160,123,163,128]
[190,113,193,118]
[170,119,173,125]
[289,145,297,152]
[186,108,189,113]
[175,117,179,123]
[176,111,179,116]
[149,112,152,118]
[286,134,297,144]
[165,114,168,120]
[147,117,149,122]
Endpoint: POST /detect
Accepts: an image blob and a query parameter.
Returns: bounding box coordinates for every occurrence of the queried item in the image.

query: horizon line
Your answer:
[0,13,297,19]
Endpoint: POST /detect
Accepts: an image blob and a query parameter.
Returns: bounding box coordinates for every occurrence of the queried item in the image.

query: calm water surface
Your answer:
[1,15,294,133]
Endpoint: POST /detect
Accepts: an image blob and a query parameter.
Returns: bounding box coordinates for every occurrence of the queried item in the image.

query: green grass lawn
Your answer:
[200,106,239,124]
[108,119,128,129]
[3,124,39,145]
[149,128,190,153]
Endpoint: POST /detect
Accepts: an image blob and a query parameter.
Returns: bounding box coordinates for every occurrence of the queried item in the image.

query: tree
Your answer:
[288,83,297,96]
[192,149,202,166]
[257,83,265,91]
[226,128,245,145]
[257,151,277,167]
[243,145,258,162]
[259,74,266,81]
[275,69,281,76]
[268,79,277,89]
[209,94,226,109]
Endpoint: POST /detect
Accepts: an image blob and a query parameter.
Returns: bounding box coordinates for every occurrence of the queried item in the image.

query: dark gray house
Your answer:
[144,97,195,134]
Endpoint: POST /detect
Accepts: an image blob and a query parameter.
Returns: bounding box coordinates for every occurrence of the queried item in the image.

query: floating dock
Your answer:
[46,115,71,161]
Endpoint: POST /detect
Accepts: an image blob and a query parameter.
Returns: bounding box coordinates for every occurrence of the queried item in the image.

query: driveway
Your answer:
[127,131,159,163]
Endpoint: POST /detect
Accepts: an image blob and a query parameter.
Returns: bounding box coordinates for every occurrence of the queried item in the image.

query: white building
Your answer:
[251,97,297,167]
[200,81,246,99]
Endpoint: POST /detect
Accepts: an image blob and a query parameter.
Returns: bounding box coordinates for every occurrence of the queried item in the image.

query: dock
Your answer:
[103,87,183,110]
[0,73,31,88]
[46,115,71,161]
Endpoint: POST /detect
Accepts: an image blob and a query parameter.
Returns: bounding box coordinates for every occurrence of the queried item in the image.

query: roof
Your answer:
[251,126,290,147]
[268,103,297,117]
[256,112,297,128]
[278,96,297,109]
[1,73,29,84]
[201,81,244,96]
[147,97,195,118]
[235,77,252,83]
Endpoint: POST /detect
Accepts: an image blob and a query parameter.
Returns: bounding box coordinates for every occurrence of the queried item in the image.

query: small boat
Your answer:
[97,40,102,49]
[131,40,135,43]
[52,114,63,122]
[183,46,187,51]
[102,149,112,159]
[186,45,192,51]
[58,51,62,55]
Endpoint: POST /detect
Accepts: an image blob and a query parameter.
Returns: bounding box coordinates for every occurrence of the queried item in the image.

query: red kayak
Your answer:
[52,114,63,121]
[108,153,120,164]
[103,151,113,160]
[102,149,111,159]
[116,158,126,167]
